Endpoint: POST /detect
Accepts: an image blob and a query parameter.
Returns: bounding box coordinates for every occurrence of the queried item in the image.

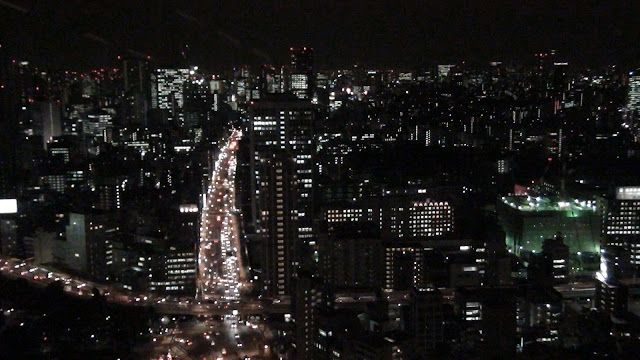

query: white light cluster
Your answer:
[197,129,245,301]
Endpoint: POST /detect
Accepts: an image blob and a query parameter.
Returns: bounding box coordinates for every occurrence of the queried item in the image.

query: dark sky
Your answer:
[1,0,639,71]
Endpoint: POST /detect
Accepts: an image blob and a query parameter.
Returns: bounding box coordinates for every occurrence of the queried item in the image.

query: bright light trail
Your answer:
[197,128,246,301]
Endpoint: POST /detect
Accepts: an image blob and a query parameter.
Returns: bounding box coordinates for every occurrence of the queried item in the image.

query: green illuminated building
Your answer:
[497,196,601,255]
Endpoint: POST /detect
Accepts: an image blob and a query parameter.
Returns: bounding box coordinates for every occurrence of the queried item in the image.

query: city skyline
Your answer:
[3,3,640,359]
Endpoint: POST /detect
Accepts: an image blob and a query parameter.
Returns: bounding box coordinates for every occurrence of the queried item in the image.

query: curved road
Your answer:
[197,129,248,301]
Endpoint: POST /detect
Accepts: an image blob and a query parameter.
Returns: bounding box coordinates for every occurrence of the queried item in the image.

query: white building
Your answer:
[628,70,640,113]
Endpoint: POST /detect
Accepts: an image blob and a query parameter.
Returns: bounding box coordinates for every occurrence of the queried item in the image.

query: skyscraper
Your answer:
[0,55,19,197]
[249,94,315,291]
[289,47,314,100]
[119,56,151,126]
[259,153,298,297]
[628,69,640,114]
[151,67,190,125]
[294,271,323,359]
[596,245,633,316]
[36,101,62,148]
[603,186,640,268]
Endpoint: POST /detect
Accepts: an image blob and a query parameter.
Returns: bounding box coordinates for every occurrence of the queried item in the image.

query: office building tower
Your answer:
[596,246,633,316]
[259,153,298,297]
[249,94,315,251]
[59,213,115,281]
[121,57,151,95]
[437,64,455,82]
[178,204,200,244]
[119,56,151,125]
[151,67,190,124]
[149,246,197,294]
[34,101,62,149]
[111,237,197,295]
[83,111,114,139]
[259,65,285,96]
[497,159,510,174]
[627,70,640,113]
[40,173,66,193]
[294,271,323,359]
[290,47,314,100]
[48,139,70,164]
[604,187,640,268]
[325,196,455,239]
[95,177,124,211]
[183,77,213,128]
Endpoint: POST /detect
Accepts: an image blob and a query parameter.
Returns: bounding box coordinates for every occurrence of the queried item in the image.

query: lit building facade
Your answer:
[249,94,315,249]
[325,196,454,239]
[384,243,424,291]
[259,153,298,297]
[628,70,640,113]
[604,186,640,267]
[83,112,114,139]
[149,247,197,293]
[290,47,314,100]
[59,213,115,281]
[152,68,190,124]
[595,246,633,316]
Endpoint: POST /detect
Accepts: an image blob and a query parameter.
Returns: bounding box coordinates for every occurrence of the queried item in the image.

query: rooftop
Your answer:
[501,196,597,213]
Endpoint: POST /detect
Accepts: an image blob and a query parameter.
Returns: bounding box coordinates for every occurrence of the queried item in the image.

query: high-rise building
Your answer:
[83,111,114,139]
[35,101,62,149]
[95,177,124,211]
[259,153,298,297]
[149,246,197,294]
[249,94,315,254]
[59,213,115,281]
[183,77,213,128]
[258,65,285,96]
[604,187,640,268]
[627,69,640,113]
[596,245,633,316]
[151,67,190,124]
[290,47,314,100]
[119,56,151,126]
[294,271,323,359]
[437,64,455,82]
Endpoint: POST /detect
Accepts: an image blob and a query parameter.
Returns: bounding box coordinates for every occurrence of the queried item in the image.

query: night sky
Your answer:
[1,0,638,71]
